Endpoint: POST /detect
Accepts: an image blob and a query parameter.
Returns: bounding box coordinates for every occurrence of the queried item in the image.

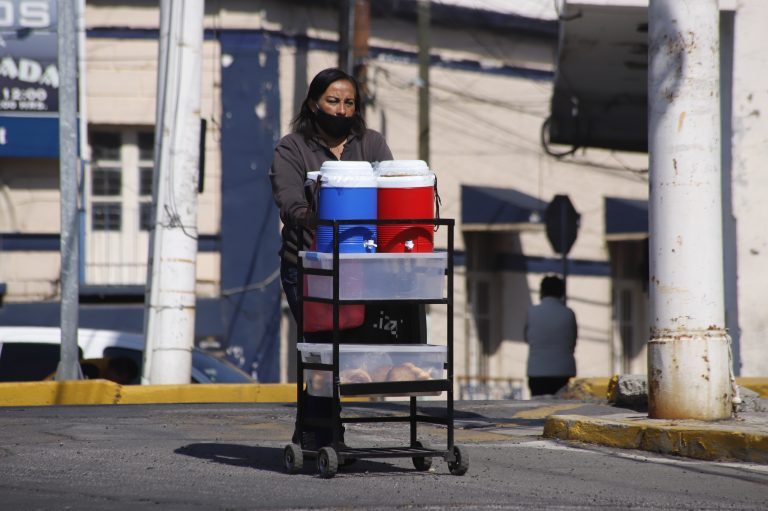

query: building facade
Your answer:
[0,0,764,390]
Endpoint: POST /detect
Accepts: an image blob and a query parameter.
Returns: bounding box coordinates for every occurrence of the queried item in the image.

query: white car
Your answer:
[0,326,254,385]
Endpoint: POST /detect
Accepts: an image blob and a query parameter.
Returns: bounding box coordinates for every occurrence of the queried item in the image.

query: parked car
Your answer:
[0,327,254,385]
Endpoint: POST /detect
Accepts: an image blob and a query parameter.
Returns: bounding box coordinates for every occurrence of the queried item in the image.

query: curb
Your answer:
[736,377,768,397]
[0,380,297,406]
[568,377,768,400]
[543,413,768,463]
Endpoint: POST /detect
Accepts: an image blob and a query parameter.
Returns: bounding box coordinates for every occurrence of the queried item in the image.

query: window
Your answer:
[139,202,153,231]
[90,131,122,230]
[92,203,121,231]
[138,132,154,231]
[0,343,82,382]
[85,128,155,285]
[89,129,155,232]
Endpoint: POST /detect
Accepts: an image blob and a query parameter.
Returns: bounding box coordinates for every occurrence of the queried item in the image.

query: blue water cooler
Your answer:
[315,161,377,253]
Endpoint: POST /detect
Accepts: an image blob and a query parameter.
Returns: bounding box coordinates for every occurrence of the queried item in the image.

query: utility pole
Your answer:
[55,0,82,381]
[647,0,732,419]
[143,0,204,385]
[352,0,370,117]
[338,0,354,73]
[417,0,430,163]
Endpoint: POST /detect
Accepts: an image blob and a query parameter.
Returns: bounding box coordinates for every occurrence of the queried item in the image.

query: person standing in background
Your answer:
[524,275,577,396]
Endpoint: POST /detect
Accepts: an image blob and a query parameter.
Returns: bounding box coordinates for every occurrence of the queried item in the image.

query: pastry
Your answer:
[386,362,432,381]
[310,371,330,390]
[371,364,393,382]
[340,368,372,384]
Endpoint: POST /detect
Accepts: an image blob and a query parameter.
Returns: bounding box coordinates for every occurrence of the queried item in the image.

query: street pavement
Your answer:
[0,377,766,466]
[2,399,767,510]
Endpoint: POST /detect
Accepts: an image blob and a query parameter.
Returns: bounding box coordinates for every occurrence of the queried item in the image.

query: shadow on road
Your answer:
[175,443,423,476]
[176,443,280,471]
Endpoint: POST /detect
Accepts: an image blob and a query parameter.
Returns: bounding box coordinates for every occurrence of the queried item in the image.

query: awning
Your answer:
[461,185,546,231]
[548,2,648,152]
[547,0,736,153]
[605,196,648,241]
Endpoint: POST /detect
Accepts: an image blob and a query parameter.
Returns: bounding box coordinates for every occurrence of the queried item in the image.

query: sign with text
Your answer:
[0,0,60,156]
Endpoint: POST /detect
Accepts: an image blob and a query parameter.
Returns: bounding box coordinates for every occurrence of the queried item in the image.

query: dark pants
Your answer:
[281,258,427,447]
[528,376,571,397]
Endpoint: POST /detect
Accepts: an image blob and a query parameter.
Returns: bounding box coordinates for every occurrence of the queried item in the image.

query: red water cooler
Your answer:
[375,160,436,253]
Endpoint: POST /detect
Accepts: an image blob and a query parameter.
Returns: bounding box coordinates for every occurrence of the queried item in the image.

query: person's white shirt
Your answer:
[524,296,577,377]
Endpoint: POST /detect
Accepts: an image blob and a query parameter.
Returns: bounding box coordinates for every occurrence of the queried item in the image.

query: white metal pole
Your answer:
[647,0,732,419]
[77,0,89,284]
[56,0,82,381]
[142,0,204,384]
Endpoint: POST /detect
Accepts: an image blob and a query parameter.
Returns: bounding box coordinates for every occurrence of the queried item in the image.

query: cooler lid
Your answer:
[376,174,435,188]
[374,160,430,176]
[320,173,378,187]
[320,161,374,175]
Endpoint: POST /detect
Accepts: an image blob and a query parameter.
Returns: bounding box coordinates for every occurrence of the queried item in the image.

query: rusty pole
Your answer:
[647,0,733,419]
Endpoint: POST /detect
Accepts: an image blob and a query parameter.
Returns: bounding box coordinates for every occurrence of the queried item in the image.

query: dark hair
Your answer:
[290,68,366,138]
[540,275,565,299]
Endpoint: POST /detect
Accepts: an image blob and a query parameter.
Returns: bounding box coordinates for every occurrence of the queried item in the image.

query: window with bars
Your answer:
[88,130,154,232]
[138,132,154,231]
[90,131,122,230]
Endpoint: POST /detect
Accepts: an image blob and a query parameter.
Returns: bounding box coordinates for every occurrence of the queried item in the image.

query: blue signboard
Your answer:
[0,0,60,157]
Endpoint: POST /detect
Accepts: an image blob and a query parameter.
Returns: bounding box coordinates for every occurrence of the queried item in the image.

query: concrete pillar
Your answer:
[647,0,733,419]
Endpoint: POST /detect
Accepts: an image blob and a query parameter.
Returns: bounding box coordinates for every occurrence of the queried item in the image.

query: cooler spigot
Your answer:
[363,239,377,251]
[404,240,414,251]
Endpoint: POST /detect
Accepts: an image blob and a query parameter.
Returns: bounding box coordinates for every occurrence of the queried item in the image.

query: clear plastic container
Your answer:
[300,251,446,300]
[298,343,447,397]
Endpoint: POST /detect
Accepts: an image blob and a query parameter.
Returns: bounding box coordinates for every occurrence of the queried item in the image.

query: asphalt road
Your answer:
[1,401,766,510]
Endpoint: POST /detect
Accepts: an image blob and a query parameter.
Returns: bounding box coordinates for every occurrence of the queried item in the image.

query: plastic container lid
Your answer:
[320,173,378,187]
[306,170,321,182]
[320,161,374,175]
[297,342,447,354]
[374,160,430,176]
[376,174,435,188]
[300,250,446,259]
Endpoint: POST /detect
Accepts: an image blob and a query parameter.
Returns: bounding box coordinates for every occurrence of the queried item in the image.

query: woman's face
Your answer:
[314,79,356,117]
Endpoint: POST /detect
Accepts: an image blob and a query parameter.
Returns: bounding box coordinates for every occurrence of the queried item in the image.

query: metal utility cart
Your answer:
[283,218,468,478]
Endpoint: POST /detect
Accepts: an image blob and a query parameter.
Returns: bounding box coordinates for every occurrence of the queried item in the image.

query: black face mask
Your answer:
[314,107,354,138]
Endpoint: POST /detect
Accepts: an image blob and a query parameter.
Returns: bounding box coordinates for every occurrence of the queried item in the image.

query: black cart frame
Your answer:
[283,218,469,478]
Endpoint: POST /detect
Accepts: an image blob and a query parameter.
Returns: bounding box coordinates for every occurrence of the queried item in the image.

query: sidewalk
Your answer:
[542,377,768,464]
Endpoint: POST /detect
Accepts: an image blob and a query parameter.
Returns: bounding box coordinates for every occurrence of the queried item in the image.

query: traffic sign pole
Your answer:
[545,195,580,304]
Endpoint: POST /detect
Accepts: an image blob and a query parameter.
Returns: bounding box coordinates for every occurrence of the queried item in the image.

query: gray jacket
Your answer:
[269,129,393,264]
[524,297,577,377]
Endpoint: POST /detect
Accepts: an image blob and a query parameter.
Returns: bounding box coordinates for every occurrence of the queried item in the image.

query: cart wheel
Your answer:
[284,443,303,474]
[412,441,433,471]
[448,445,469,476]
[317,447,338,478]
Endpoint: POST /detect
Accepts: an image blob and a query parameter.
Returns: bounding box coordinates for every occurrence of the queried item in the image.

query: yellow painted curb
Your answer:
[571,376,768,400]
[544,414,768,463]
[0,381,297,406]
[512,403,583,420]
[737,377,768,397]
[118,383,297,404]
[0,380,121,406]
[561,377,612,400]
